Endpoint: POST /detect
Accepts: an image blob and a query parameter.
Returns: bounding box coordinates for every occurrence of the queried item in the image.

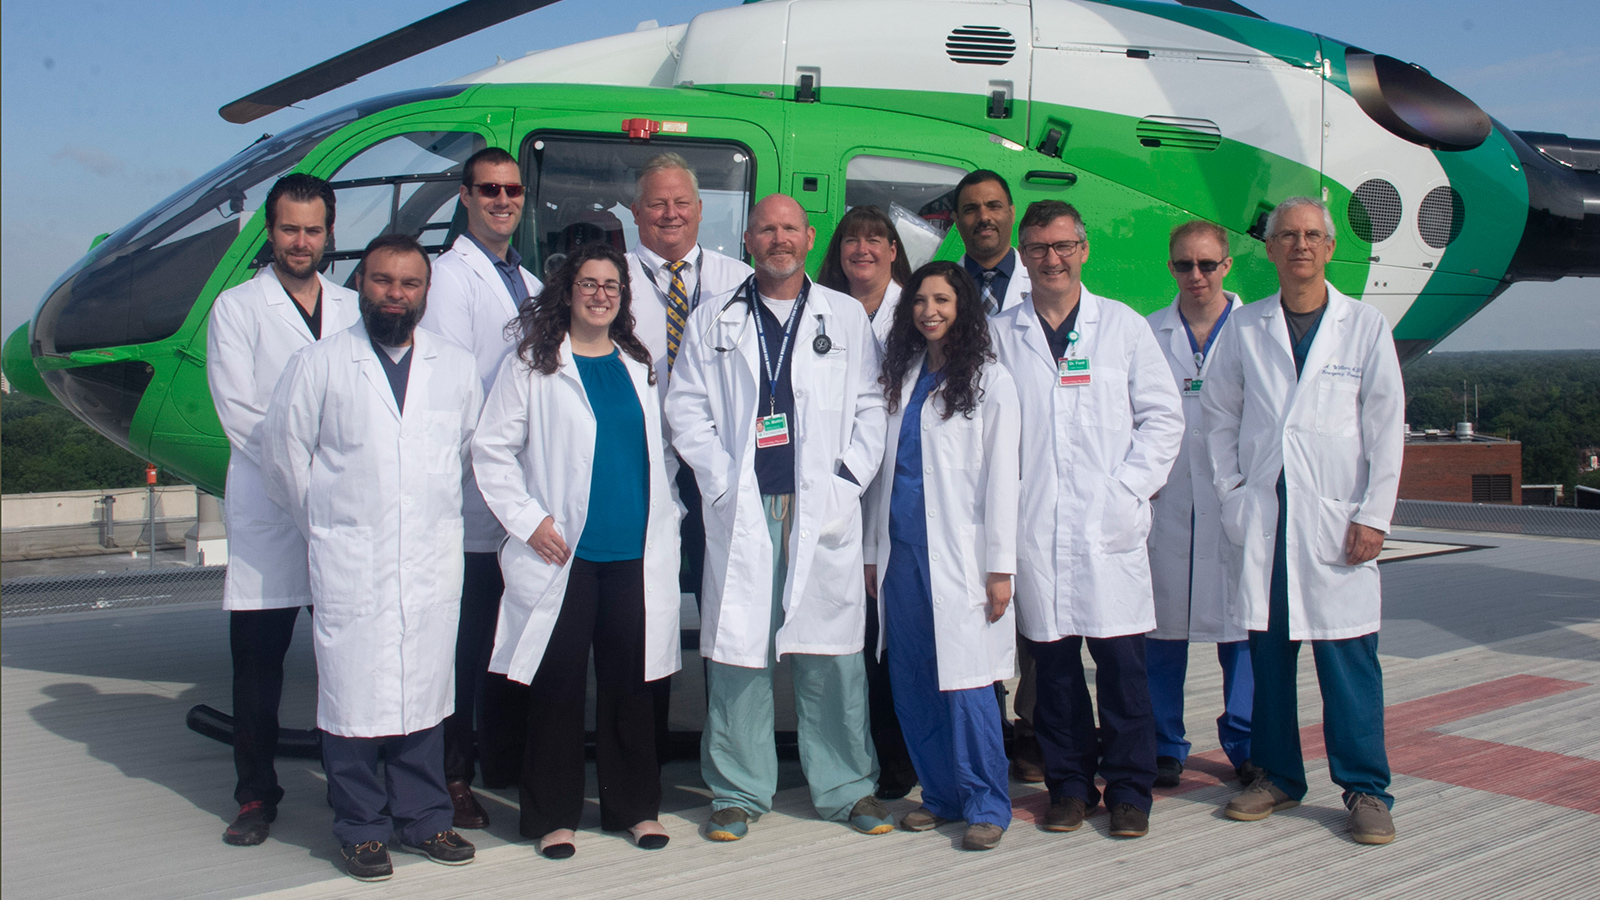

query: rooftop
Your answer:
[3,526,1597,899]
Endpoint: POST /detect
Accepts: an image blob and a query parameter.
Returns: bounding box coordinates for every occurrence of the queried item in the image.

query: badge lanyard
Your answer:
[748,276,810,447]
[1179,301,1231,394]
[1057,327,1089,387]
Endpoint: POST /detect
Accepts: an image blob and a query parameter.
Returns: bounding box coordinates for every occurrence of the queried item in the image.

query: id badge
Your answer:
[1182,377,1203,396]
[756,413,790,448]
[1058,357,1091,387]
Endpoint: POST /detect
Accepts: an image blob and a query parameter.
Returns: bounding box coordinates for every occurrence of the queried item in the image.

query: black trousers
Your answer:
[520,557,669,837]
[864,599,918,794]
[1028,633,1157,813]
[443,552,528,787]
[230,606,304,809]
[322,723,453,846]
[675,462,706,602]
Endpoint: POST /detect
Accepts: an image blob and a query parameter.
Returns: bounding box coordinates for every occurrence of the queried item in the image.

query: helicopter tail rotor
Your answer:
[219,0,563,124]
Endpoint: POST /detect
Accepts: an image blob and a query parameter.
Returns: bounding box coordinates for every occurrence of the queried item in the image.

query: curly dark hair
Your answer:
[817,205,914,295]
[880,260,991,420]
[511,243,655,383]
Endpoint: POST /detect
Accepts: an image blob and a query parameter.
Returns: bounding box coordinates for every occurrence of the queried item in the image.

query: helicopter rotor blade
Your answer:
[1173,0,1267,20]
[219,0,561,124]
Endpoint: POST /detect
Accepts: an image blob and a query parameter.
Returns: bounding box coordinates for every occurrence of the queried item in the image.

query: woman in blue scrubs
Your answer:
[862,261,1022,851]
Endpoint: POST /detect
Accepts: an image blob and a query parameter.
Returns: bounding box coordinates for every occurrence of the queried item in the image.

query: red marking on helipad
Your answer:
[1149,675,1599,814]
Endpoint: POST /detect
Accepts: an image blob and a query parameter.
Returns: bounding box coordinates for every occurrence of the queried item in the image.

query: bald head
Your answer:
[746,194,816,295]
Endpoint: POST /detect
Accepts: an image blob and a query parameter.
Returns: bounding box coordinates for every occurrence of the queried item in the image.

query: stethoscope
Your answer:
[713,276,832,354]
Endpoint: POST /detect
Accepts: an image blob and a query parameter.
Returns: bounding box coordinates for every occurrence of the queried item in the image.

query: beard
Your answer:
[272,245,321,280]
[360,294,426,346]
[754,252,804,281]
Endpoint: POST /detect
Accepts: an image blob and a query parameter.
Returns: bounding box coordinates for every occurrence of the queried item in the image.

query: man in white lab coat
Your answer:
[263,234,482,881]
[990,200,1183,839]
[1144,221,1255,789]
[1202,197,1404,845]
[206,173,357,847]
[953,168,1040,781]
[664,194,891,841]
[624,152,753,607]
[418,146,542,829]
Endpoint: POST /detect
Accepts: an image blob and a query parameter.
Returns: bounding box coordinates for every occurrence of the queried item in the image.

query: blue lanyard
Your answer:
[745,276,810,416]
[1180,301,1232,369]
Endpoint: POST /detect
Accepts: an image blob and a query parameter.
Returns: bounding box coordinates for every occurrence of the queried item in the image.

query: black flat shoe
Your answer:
[539,841,575,860]
[633,833,669,850]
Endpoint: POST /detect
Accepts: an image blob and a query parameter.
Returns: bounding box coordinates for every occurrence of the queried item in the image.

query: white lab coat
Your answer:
[1146,293,1246,643]
[206,267,357,610]
[958,251,1032,315]
[626,243,754,397]
[863,356,1021,690]
[471,339,683,685]
[1201,283,1404,641]
[664,281,887,667]
[419,234,543,553]
[261,322,481,738]
[990,287,1184,641]
[866,282,903,351]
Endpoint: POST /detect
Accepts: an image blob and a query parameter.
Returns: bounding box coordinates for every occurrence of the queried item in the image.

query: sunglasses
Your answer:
[469,182,524,198]
[1170,259,1223,273]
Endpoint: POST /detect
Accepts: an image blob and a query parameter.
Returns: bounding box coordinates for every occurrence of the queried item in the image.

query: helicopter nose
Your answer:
[1500,127,1600,282]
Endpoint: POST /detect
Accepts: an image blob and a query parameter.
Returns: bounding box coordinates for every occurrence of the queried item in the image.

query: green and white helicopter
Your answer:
[6,0,1597,497]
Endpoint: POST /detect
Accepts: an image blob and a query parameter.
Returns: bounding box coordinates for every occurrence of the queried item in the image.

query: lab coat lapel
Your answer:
[400,330,439,424]
[261,268,318,345]
[1155,299,1194,378]
[1014,295,1059,375]
[456,235,522,321]
[351,322,403,422]
[1296,284,1352,390]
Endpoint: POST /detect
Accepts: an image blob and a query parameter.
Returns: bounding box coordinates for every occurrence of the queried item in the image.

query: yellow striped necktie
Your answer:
[665,259,691,373]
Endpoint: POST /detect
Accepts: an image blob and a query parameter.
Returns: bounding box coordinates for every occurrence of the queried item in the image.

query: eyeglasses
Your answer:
[1170,259,1224,274]
[1270,229,1329,247]
[574,279,622,297]
[469,182,524,198]
[1020,239,1085,260]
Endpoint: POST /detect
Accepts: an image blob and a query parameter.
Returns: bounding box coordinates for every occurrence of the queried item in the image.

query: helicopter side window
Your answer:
[319,131,487,287]
[520,134,754,281]
[843,155,967,269]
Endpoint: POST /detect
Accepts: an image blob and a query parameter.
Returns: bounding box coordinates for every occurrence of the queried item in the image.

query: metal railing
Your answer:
[1393,499,1600,540]
[0,566,225,619]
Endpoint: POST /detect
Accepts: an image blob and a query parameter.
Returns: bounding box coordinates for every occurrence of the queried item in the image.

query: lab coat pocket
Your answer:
[419,410,464,474]
[1315,496,1365,567]
[1219,486,1253,547]
[1313,379,1361,437]
[1097,476,1150,555]
[820,474,863,544]
[308,525,377,616]
[812,353,849,412]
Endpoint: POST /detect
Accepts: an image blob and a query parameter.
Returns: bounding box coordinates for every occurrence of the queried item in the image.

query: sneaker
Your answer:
[1108,803,1150,838]
[341,841,393,881]
[1043,796,1089,832]
[899,807,950,832]
[848,796,894,835]
[446,779,490,829]
[1346,794,1396,845]
[962,822,1004,851]
[222,800,274,846]
[401,830,476,865]
[1155,755,1184,788]
[706,806,749,842]
[1224,775,1300,822]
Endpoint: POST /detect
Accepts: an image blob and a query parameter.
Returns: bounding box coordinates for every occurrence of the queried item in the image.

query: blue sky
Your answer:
[3,0,1596,350]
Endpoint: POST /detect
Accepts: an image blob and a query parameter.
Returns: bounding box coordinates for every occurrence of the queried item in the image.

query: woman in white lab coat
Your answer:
[472,243,682,858]
[818,203,920,798]
[818,205,913,351]
[862,261,1021,851]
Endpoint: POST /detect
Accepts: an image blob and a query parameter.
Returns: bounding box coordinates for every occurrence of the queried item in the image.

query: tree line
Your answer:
[1,395,183,494]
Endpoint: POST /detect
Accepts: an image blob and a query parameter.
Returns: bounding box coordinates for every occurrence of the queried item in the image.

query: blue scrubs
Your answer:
[883,366,1012,828]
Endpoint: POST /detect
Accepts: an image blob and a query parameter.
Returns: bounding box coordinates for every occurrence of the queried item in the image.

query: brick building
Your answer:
[1398,426,1522,504]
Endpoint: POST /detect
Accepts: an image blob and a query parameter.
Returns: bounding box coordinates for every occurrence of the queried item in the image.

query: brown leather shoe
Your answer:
[1043,796,1089,832]
[1224,775,1299,822]
[962,822,1004,851]
[1108,803,1149,838]
[446,779,490,830]
[1346,794,1396,845]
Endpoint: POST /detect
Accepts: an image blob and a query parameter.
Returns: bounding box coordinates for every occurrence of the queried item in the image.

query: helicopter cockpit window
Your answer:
[31,110,359,357]
[521,135,753,281]
[843,155,966,268]
[320,131,487,288]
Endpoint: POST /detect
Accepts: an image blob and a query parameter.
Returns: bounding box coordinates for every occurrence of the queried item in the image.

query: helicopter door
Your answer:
[840,153,971,269]
[315,130,492,287]
[515,132,762,281]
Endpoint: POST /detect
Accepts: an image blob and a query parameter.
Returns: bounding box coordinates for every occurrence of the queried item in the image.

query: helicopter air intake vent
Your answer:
[946,26,1016,66]
[1136,116,1222,151]
[1418,186,1464,248]
[1349,179,1402,244]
